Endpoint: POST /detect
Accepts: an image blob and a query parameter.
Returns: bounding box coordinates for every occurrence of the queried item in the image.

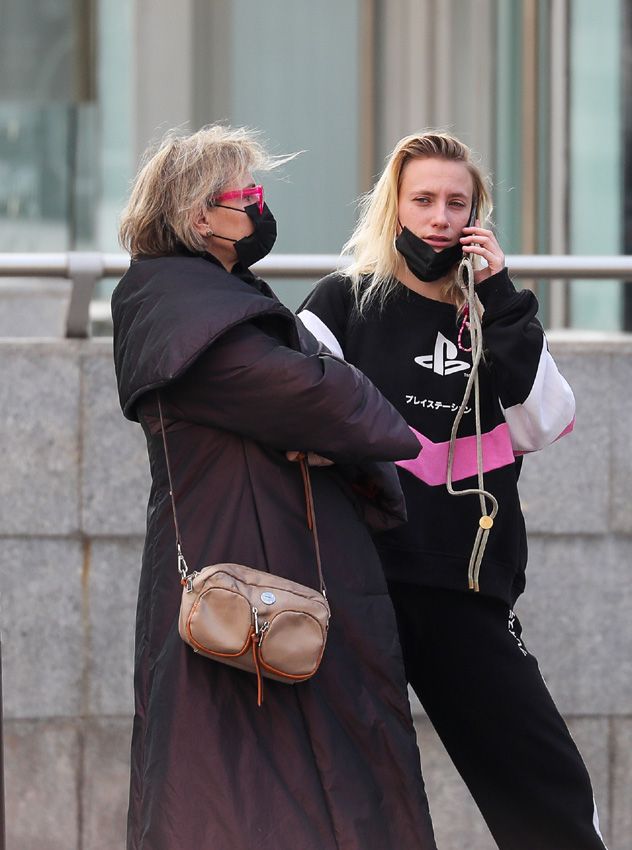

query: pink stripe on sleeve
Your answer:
[556,416,575,440]
[396,423,516,487]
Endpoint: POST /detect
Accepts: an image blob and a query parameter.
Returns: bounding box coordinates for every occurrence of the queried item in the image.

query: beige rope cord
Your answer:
[446,254,499,592]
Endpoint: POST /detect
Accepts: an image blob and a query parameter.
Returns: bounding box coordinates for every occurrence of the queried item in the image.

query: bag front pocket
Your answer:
[186,587,252,657]
[259,610,327,679]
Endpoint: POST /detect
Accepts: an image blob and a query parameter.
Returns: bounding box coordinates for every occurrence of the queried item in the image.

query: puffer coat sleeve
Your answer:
[162,319,422,463]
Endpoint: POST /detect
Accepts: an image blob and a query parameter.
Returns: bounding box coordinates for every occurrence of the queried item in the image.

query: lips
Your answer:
[423,236,452,249]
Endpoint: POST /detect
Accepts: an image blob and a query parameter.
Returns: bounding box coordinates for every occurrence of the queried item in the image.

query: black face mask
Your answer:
[395,225,463,283]
[212,202,277,268]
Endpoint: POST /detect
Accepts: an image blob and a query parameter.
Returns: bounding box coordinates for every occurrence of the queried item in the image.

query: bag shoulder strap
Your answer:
[157,394,189,583]
[157,393,327,597]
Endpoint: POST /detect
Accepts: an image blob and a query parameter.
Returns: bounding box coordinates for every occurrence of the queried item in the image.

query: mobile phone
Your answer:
[467,195,478,229]
[466,195,487,270]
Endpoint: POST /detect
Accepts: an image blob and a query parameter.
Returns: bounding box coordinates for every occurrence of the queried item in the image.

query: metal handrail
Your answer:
[1,252,632,337]
[3,251,632,277]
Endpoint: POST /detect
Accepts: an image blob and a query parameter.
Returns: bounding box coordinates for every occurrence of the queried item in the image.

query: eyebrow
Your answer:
[408,188,470,199]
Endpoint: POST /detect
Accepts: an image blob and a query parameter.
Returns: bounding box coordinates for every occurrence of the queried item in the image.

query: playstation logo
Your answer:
[414,332,470,376]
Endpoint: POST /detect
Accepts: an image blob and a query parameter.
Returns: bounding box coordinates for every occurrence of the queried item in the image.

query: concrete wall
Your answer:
[0,335,630,850]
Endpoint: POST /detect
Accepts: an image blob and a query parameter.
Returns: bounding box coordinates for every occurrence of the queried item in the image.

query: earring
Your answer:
[206,228,213,237]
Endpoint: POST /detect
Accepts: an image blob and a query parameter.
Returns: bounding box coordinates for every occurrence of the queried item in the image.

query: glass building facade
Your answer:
[0,0,627,326]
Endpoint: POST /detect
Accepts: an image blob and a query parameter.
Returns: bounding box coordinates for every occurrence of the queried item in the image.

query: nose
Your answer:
[430,205,449,228]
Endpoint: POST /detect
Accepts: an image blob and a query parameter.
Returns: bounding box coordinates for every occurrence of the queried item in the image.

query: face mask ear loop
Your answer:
[446,254,499,592]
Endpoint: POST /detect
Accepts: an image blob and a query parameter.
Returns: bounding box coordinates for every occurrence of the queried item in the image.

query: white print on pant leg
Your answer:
[508,610,528,657]
[592,797,607,845]
[506,612,607,848]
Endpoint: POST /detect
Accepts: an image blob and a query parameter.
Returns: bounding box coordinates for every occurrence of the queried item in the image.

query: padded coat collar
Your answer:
[112,252,298,420]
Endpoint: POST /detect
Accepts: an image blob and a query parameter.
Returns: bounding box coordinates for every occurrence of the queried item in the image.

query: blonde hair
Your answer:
[343,131,493,313]
[119,124,295,258]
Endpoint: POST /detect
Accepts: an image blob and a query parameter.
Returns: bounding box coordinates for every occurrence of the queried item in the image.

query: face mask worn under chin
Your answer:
[211,202,277,268]
[395,225,463,283]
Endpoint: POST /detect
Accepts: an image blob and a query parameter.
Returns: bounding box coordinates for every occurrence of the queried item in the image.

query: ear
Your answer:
[192,205,212,237]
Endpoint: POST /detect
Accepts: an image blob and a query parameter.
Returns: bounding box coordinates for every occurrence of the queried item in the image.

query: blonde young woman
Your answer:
[111,125,437,850]
[299,131,607,850]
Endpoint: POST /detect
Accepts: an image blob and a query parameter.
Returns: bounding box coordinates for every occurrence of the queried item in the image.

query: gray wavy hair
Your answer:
[119,124,296,258]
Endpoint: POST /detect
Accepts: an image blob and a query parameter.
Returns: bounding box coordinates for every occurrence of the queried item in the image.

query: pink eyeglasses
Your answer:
[212,184,264,214]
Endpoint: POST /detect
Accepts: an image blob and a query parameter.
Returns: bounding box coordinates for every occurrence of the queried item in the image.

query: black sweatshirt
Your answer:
[298,269,575,605]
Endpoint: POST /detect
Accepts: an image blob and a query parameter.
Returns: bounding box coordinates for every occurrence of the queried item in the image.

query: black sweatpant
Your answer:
[388,582,607,850]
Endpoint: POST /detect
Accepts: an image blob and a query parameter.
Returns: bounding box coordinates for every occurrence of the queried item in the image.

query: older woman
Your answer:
[112,125,436,850]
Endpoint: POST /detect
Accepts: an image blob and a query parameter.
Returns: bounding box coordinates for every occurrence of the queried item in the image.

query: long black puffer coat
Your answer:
[112,250,436,850]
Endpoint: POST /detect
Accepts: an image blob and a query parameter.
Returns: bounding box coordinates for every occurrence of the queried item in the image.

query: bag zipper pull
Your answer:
[258,621,270,645]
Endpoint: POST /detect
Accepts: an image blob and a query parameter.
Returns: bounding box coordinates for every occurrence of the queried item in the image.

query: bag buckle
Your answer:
[177,543,189,582]
[184,570,198,593]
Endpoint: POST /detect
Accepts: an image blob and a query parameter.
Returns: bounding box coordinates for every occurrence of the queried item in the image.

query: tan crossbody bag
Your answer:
[158,395,331,706]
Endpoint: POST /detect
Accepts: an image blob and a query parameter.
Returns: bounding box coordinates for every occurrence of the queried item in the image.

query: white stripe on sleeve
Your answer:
[297,309,345,359]
[501,336,576,452]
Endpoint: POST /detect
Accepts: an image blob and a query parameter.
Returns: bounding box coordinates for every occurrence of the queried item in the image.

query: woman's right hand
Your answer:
[460,220,506,283]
